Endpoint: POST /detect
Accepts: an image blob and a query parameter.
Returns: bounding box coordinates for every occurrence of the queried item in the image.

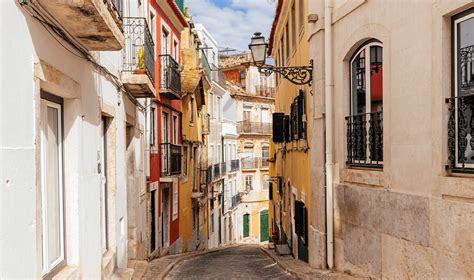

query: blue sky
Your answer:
[187,0,276,52]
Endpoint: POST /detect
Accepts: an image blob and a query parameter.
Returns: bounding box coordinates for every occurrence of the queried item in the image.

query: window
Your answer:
[173,115,178,144]
[162,112,169,143]
[291,3,296,49]
[40,98,65,275]
[211,213,214,233]
[209,93,214,119]
[262,146,270,159]
[347,41,383,167]
[217,96,221,121]
[150,106,156,146]
[262,174,269,191]
[190,97,194,124]
[285,22,290,59]
[449,10,474,170]
[299,0,304,33]
[280,37,285,66]
[245,175,253,192]
[172,181,178,220]
[183,146,188,177]
[149,10,156,44]
[173,39,179,61]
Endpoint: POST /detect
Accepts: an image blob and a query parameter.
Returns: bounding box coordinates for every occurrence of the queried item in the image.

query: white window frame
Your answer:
[262,174,269,191]
[454,12,474,169]
[245,175,253,192]
[349,41,383,165]
[40,99,65,275]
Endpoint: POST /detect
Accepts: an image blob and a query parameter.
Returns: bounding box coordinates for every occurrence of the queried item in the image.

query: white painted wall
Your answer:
[0,1,146,278]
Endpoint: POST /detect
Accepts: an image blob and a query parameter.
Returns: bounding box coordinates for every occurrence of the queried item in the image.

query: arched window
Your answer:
[347,41,383,168]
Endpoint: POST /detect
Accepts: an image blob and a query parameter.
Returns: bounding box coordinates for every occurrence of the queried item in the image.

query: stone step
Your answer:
[275,244,292,255]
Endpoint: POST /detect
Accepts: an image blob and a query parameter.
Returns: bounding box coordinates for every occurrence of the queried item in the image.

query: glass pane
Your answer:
[46,106,61,266]
[458,16,474,96]
[456,16,474,166]
[351,49,366,114]
[370,46,383,112]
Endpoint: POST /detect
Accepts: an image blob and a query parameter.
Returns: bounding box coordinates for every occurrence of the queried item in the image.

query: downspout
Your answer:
[324,0,334,269]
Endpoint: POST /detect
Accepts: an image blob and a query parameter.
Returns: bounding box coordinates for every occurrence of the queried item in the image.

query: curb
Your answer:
[259,247,302,279]
[159,244,242,279]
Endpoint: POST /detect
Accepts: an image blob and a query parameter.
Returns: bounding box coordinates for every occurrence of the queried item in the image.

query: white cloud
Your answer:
[187,0,276,51]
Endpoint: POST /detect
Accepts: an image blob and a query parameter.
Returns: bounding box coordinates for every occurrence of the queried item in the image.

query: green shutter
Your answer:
[243,214,250,238]
[260,210,269,242]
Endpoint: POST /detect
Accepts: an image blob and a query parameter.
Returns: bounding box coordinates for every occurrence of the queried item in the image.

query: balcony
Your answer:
[159,55,181,99]
[231,193,242,208]
[121,17,155,98]
[261,157,269,169]
[161,143,182,176]
[447,94,474,172]
[37,0,124,50]
[213,163,221,179]
[241,157,259,170]
[230,159,240,172]
[237,121,272,135]
[255,85,275,98]
[346,111,383,168]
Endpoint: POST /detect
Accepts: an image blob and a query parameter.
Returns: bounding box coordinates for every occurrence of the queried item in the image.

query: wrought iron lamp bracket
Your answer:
[256,59,313,85]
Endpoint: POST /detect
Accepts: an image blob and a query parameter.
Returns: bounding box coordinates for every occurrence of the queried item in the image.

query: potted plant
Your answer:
[133,45,145,74]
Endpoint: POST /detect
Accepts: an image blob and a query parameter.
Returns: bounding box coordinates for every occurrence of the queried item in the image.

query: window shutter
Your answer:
[298,90,305,139]
[269,182,273,200]
[284,115,290,142]
[272,113,285,143]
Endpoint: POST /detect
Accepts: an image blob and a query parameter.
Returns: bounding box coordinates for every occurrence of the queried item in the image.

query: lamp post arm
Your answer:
[256,59,313,85]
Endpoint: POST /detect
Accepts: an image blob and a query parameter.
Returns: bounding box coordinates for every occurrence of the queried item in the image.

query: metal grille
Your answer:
[346,111,383,168]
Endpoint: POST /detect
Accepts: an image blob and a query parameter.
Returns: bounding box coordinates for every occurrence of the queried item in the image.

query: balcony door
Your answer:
[162,112,169,174]
[348,41,383,166]
[161,27,170,85]
[243,109,251,133]
[40,98,65,275]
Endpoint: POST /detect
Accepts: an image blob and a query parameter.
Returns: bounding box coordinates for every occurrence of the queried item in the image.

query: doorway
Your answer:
[150,189,157,252]
[260,209,269,242]
[162,186,170,247]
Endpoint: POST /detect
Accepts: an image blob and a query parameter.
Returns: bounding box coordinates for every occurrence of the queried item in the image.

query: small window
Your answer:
[285,22,290,59]
[150,106,156,147]
[262,174,269,191]
[291,3,296,49]
[245,175,253,192]
[190,97,194,124]
[183,146,188,177]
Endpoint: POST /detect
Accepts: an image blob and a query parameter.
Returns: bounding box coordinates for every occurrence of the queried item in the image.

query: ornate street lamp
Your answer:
[248,32,313,85]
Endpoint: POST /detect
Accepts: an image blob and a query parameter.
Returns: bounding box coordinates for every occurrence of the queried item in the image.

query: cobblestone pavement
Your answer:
[164,245,296,279]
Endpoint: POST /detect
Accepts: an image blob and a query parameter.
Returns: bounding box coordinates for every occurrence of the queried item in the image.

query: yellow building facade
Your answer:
[179,17,210,253]
[268,0,312,262]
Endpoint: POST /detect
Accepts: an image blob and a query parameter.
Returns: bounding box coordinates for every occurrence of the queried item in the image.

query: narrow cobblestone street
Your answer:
[163,245,295,279]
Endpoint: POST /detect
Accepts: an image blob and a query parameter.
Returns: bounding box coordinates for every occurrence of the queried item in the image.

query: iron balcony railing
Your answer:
[231,193,241,208]
[255,85,276,98]
[237,121,272,134]
[261,157,269,169]
[159,54,181,98]
[220,162,227,174]
[213,163,221,179]
[230,159,240,172]
[106,0,123,22]
[161,143,182,176]
[346,111,383,168]
[447,94,474,172]
[241,157,259,170]
[122,17,154,83]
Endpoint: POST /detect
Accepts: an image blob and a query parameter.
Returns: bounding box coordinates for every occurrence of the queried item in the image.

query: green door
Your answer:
[260,210,269,242]
[243,214,250,238]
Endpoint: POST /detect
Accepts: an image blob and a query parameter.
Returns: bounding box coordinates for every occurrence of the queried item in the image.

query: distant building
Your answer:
[220,53,275,244]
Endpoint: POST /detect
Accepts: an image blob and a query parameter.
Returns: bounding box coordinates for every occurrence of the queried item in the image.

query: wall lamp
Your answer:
[248,32,313,85]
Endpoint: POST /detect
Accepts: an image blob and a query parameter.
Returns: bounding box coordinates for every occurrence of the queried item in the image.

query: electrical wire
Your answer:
[19,0,146,111]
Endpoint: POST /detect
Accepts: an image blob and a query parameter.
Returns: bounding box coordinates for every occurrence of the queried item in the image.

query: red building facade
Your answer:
[147,0,187,257]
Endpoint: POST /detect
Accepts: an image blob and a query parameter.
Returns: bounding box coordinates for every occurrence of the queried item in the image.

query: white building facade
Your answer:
[0,1,151,278]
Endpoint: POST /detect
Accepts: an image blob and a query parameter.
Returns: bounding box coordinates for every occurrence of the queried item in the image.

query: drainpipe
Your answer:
[324,0,334,270]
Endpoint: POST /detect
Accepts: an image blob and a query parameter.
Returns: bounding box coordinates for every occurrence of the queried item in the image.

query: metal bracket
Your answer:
[257,59,313,85]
